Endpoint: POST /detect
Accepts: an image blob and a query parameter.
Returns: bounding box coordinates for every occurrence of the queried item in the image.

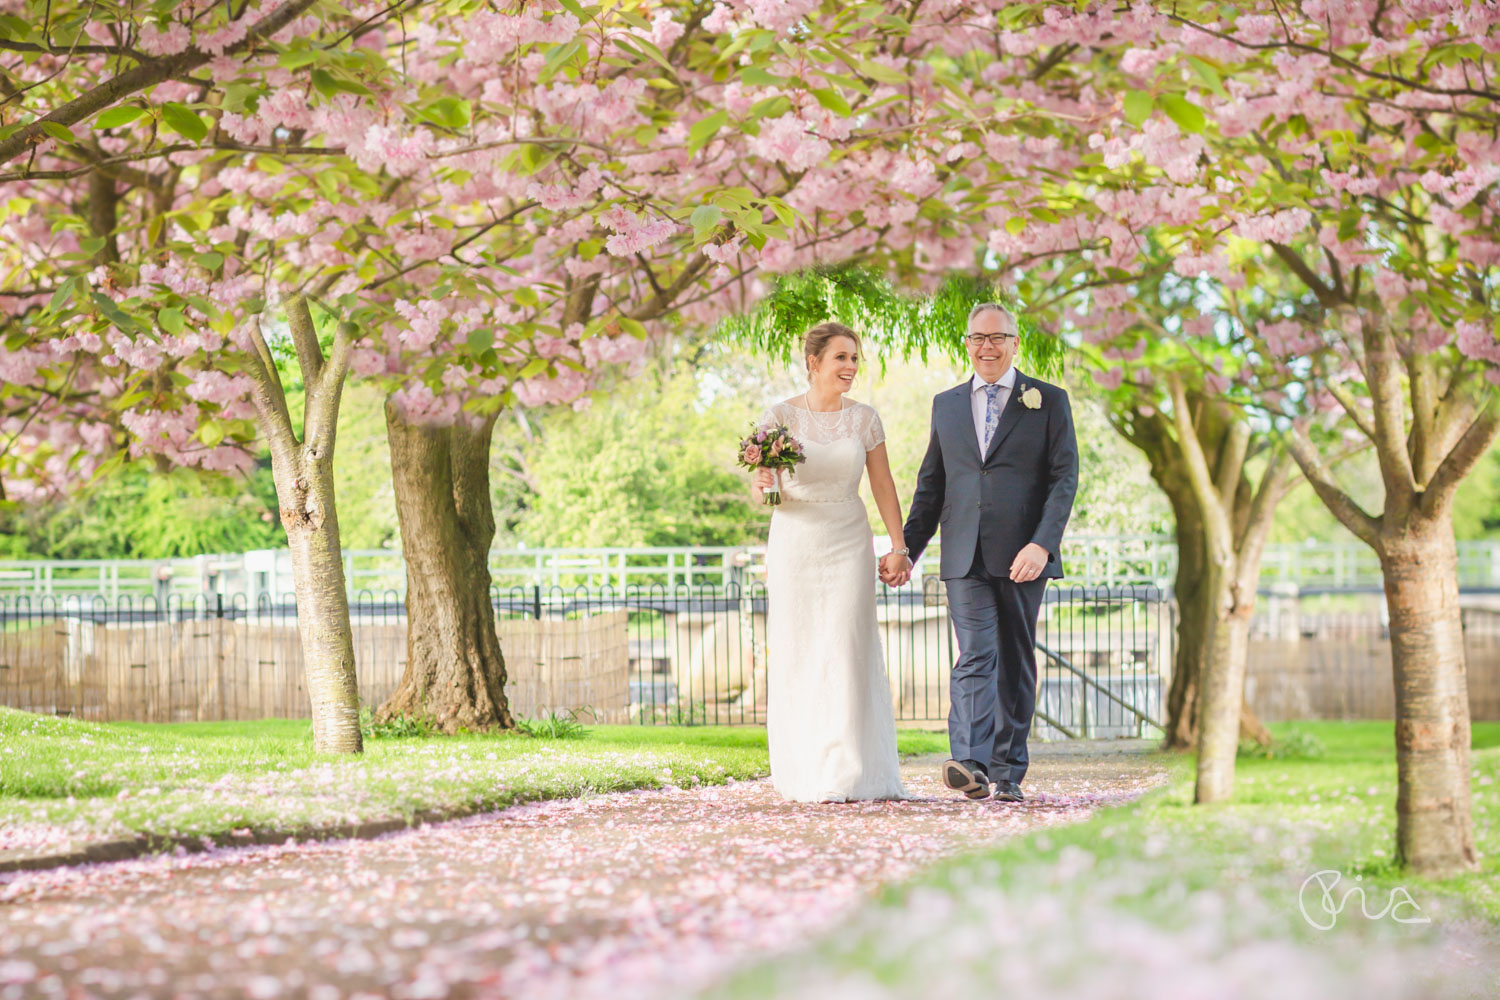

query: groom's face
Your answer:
[966,310,1018,383]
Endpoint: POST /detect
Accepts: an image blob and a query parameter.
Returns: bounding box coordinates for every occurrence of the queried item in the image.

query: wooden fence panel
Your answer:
[2,610,630,724]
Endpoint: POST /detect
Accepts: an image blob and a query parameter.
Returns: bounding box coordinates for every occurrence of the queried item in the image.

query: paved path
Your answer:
[0,743,1167,1000]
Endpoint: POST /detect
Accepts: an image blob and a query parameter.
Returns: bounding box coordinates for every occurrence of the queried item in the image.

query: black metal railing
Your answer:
[0,583,1174,735]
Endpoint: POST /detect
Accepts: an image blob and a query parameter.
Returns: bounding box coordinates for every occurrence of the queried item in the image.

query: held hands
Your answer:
[1010,542,1050,583]
[878,552,912,587]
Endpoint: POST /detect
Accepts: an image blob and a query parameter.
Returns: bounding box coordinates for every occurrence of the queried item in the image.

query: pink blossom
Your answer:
[649,12,685,49]
[138,22,191,56]
[742,443,763,465]
[751,114,833,172]
[1092,368,1125,390]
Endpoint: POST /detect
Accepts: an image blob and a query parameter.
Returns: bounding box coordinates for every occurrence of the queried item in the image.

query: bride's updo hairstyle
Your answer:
[803,322,861,378]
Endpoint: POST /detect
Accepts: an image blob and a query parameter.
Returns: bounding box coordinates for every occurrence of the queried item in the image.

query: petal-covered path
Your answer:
[0,742,1166,1000]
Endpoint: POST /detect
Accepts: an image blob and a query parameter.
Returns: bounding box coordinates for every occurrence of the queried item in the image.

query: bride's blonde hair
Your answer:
[803,322,860,378]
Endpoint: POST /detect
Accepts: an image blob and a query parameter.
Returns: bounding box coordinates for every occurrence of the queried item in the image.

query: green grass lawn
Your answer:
[0,708,949,855]
[701,720,1500,1000]
[0,710,770,852]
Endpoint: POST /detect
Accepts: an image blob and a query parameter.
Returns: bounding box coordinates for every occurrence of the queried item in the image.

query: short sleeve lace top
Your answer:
[756,397,884,504]
[758,397,885,451]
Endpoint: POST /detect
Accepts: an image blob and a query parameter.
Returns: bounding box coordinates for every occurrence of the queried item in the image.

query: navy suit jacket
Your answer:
[902,371,1079,580]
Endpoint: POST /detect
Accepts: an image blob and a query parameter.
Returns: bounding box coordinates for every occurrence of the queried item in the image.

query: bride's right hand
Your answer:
[752,468,776,490]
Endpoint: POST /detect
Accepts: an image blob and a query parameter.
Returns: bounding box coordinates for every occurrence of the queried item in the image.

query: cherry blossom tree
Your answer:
[3,1,1024,745]
[939,0,1499,875]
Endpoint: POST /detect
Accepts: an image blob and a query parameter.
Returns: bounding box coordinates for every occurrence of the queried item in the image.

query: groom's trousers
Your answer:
[946,544,1046,784]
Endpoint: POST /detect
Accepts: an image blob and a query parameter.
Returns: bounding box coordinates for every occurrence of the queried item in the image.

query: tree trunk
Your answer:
[377,403,514,733]
[278,465,363,754]
[1164,499,1208,750]
[244,296,363,754]
[1379,517,1478,875]
[1194,563,1252,803]
[1153,428,1275,752]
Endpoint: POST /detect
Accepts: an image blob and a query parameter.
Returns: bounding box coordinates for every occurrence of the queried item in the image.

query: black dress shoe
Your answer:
[992,780,1024,802]
[942,759,992,800]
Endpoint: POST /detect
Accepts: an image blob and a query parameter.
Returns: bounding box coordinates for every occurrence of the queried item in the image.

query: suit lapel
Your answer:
[941,382,980,463]
[983,369,1028,465]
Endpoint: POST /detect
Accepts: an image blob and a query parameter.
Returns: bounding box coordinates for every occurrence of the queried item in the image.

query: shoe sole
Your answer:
[942,760,992,800]
[993,787,1023,803]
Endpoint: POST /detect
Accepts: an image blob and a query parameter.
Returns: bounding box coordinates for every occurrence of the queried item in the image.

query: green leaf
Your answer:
[316,169,342,199]
[39,121,76,143]
[518,358,549,379]
[94,106,147,130]
[425,97,471,129]
[1005,216,1027,235]
[690,204,723,237]
[747,95,792,120]
[1159,94,1206,134]
[195,252,224,270]
[739,66,785,87]
[47,276,77,314]
[278,48,322,70]
[857,59,908,85]
[557,0,588,18]
[158,307,185,335]
[1186,56,1227,99]
[91,291,137,332]
[161,103,208,142]
[467,327,494,353]
[78,236,106,257]
[199,420,225,448]
[514,286,539,307]
[0,13,33,40]
[688,110,729,154]
[310,69,339,98]
[1123,91,1152,127]
[618,317,648,339]
[810,87,852,117]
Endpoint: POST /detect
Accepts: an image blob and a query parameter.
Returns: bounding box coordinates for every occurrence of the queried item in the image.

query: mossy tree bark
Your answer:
[377,405,514,733]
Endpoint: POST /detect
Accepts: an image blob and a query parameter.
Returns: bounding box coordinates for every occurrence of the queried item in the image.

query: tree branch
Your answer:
[285,293,325,388]
[243,317,299,460]
[1359,315,1418,511]
[1284,427,1381,547]
[0,0,320,164]
[1425,395,1500,510]
[1269,242,1344,308]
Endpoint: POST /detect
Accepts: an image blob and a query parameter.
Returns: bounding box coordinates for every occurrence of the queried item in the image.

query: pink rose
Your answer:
[743,443,763,465]
[769,438,784,456]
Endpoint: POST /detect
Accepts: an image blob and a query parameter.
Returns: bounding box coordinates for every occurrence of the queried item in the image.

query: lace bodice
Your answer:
[759,398,884,504]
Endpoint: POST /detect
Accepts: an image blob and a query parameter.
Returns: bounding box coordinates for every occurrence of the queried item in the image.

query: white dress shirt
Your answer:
[969,367,1018,450]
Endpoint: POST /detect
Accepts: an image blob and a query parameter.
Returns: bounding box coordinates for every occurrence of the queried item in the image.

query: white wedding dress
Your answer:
[760,397,911,803]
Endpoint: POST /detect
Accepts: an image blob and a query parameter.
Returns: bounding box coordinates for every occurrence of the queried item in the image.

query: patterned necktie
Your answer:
[982,382,1003,453]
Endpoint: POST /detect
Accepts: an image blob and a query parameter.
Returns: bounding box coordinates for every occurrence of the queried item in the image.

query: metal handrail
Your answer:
[1036,640,1164,731]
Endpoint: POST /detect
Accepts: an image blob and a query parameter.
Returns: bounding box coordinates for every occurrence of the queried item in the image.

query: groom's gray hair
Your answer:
[967,302,1016,332]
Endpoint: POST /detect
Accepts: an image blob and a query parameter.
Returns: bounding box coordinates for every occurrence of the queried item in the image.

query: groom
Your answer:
[881,303,1078,802]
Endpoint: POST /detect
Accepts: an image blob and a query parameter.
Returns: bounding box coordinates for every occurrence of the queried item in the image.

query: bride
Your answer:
[752,322,911,803]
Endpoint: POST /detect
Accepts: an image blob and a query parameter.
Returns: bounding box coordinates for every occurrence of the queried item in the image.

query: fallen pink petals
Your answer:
[0,750,1166,1000]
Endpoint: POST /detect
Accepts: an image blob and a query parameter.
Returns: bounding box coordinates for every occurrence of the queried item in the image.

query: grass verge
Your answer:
[0,709,948,862]
[700,721,1500,1000]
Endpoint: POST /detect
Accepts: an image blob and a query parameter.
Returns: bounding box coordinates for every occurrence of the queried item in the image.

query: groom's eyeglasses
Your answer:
[966,332,1018,347]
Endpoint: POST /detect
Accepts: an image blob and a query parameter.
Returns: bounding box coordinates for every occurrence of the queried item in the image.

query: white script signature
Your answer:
[1298,870,1432,931]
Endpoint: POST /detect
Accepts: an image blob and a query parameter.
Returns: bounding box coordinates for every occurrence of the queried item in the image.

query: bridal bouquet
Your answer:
[738,424,806,506]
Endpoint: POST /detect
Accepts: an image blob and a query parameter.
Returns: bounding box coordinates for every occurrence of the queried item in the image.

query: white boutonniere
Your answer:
[1021,384,1043,410]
